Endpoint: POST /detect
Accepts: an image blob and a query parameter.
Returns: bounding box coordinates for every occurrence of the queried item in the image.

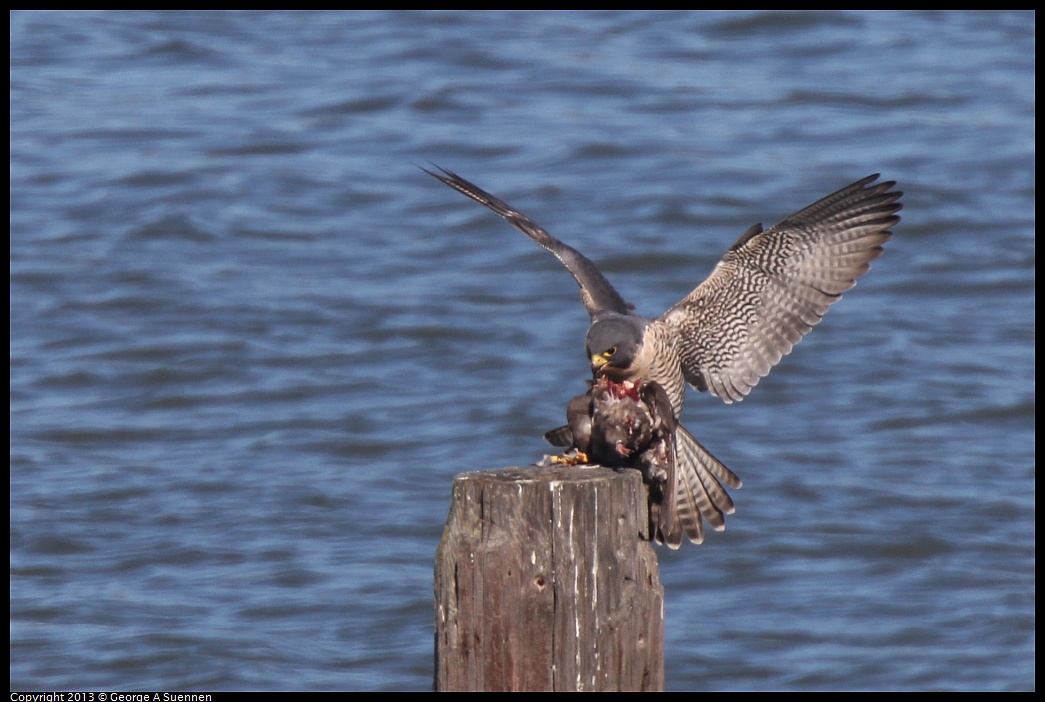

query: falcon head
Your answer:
[586,315,644,380]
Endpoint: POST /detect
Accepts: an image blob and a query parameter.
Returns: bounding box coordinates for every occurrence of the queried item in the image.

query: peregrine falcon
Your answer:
[427,166,902,546]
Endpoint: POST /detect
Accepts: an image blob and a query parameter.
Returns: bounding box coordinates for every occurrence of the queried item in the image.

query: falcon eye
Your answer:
[606,346,618,356]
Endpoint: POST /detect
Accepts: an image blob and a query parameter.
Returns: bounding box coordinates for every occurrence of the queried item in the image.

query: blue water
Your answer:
[10,10,1034,691]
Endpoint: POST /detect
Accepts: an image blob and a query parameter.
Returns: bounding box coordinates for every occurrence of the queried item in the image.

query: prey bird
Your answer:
[546,376,686,547]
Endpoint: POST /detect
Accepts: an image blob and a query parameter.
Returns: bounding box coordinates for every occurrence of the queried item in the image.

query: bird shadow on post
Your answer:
[434,464,664,692]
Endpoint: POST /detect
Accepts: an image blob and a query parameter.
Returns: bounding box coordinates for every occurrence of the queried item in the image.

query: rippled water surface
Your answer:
[11,10,1034,691]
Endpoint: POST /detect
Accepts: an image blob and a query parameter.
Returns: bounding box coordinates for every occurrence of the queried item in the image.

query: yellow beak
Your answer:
[591,353,610,370]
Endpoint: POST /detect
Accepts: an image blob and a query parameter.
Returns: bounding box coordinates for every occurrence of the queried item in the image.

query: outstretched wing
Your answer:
[424,166,633,317]
[660,174,902,404]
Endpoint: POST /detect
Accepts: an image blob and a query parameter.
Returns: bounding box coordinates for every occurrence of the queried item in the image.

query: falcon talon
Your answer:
[429,166,901,547]
[542,450,592,467]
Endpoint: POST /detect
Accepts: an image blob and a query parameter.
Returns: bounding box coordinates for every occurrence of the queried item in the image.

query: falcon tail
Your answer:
[672,425,742,546]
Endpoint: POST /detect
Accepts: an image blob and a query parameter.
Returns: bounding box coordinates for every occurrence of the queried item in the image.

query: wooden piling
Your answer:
[434,464,664,691]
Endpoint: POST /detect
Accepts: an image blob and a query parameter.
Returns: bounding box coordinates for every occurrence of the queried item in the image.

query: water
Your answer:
[10,10,1034,691]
